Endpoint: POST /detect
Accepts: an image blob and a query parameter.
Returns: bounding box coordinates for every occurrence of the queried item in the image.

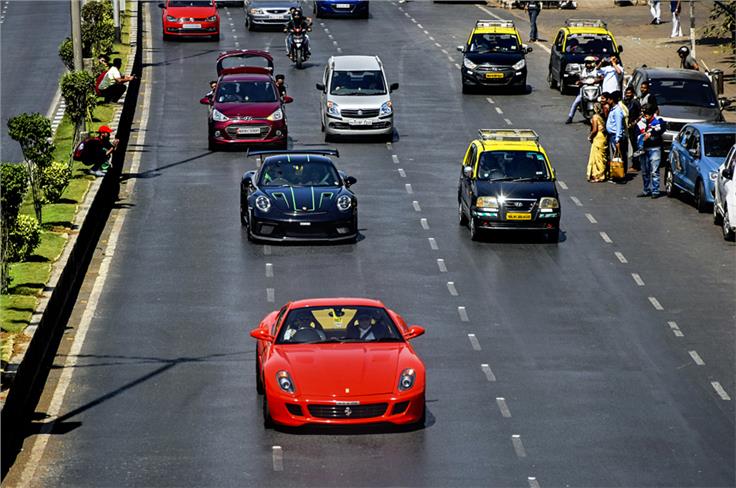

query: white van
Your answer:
[316,55,399,141]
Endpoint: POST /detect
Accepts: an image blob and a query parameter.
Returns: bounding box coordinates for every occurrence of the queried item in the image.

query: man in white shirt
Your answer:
[98,58,135,103]
[598,55,623,97]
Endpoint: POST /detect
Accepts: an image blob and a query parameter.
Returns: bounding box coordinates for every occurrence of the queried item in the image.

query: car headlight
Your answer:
[539,197,560,209]
[206,15,218,22]
[276,370,295,393]
[565,63,582,73]
[512,59,526,71]
[463,58,477,70]
[337,195,352,211]
[212,109,229,122]
[379,101,393,117]
[709,171,719,181]
[398,368,416,391]
[166,15,177,21]
[326,101,340,117]
[476,196,499,209]
[267,108,283,121]
[255,195,271,212]
[249,8,265,14]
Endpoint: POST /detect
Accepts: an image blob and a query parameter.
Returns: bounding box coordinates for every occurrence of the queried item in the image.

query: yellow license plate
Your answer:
[506,212,532,221]
[485,72,504,79]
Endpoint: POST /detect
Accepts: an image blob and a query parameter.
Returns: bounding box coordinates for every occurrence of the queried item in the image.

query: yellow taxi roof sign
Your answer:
[564,19,607,29]
[478,129,539,143]
[475,19,515,29]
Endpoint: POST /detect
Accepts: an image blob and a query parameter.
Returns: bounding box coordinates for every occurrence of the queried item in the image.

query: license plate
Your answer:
[268,14,285,19]
[236,127,261,135]
[336,3,351,8]
[506,212,531,220]
[182,23,201,29]
[485,72,504,79]
[299,222,311,226]
[348,119,372,126]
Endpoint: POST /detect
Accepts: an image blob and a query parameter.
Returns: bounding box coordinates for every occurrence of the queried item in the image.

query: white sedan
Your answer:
[714,144,736,241]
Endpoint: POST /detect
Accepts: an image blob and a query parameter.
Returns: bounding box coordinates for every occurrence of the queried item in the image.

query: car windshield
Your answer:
[330,70,386,96]
[215,81,277,103]
[704,133,736,158]
[258,159,341,187]
[169,0,213,6]
[468,34,520,53]
[477,151,551,181]
[565,34,615,55]
[649,78,717,107]
[276,306,404,344]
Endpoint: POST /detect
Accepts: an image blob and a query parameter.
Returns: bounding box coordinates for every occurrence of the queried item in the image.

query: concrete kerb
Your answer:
[0,0,142,463]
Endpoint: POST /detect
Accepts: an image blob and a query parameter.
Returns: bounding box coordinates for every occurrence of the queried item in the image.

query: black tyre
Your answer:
[546,228,560,243]
[313,2,320,18]
[723,207,735,241]
[458,201,468,226]
[255,360,264,394]
[263,396,274,429]
[163,33,173,42]
[695,179,708,213]
[469,217,481,241]
[547,70,557,89]
[208,138,216,151]
[413,403,426,428]
[664,167,678,197]
[713,200,723,225]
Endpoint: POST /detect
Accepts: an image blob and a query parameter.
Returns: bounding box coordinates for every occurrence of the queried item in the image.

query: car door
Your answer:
[684,128,702,193]
[550,30,564,83]
[460,143,478,213]
[671,127,691,186]
[717,146,736,210]
[320,64,330,123]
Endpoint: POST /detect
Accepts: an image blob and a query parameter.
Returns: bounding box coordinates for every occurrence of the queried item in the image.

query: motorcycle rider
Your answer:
[284,7,312,61]
[566,56,602,124]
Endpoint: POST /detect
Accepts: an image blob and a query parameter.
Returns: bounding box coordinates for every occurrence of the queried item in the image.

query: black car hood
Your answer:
[465,52,524,67]
[261,186,342,212]
[474,180,557,199]
[658,104,721,123]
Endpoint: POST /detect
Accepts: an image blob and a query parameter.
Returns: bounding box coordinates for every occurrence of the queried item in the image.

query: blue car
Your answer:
[665,122,736,212]
[313,0,369,18]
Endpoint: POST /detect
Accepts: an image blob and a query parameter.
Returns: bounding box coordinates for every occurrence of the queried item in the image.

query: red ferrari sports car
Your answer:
[250,298,426,428]
[160,0,220,41]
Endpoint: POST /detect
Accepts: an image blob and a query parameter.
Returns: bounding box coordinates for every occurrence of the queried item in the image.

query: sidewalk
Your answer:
[496,0,735,122]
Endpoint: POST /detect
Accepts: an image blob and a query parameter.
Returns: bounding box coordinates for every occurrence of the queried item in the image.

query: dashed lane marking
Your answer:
[712,382,731,400]
[265,263,273,278]
[495,107,503,115]
[688,350,705,366]
[632,273,645,286]
[392,154,399,164]
[398,168,406,177]
[486,97,495,104]
[420,218,429,230]
[528,478,542,488]
[441,48,448,54]
[417,23,423,29]
[266,288,275,303]
[481,364,496,381]
[599,232,612,243]
[455,63,461,69]
[615,252,628,263]
[648,296,664,310]
[434,42,442,48]
[412,200,421,212]
[447,281,458,296]
[429,36,435,41]
[496,397,511,417]
[458,306,469,322]
[337,47,343,53]
[585,213,598,224]
[512,435,527,458]
[386,142,392,150]
[263,245,271,256]
[504,118,513,126]
[467,333,481,350]
[668,321,684,337]
[428,237,438,250]
[558,180,568,190]
[570,196,582,206]
[405,183,413,194]
[272,446,284,471]
[437,259,447,272]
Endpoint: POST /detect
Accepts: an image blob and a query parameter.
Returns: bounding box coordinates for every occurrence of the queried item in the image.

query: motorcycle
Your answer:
[288,27,310,69]
[578,75,601,122]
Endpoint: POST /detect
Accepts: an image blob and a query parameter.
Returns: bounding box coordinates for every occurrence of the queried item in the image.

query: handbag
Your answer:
[609,149,625,179]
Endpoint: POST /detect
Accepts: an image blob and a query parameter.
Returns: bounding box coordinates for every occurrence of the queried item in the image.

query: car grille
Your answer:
[475,65,509,72]
[341,109,380,118]
[265,9,288,14]
[330,121,391,130]
[308,403,388,419]
[503,199,536,212]
[225,124,270,140]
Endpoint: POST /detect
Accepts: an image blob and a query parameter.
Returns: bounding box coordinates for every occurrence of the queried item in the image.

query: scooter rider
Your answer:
[566,56,601,124]
[284,7,311,60]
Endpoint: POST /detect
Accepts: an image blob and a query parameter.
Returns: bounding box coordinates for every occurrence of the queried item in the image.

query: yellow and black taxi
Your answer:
[456,19,531,93]
[547,19,623,94]
[458,129,561,242]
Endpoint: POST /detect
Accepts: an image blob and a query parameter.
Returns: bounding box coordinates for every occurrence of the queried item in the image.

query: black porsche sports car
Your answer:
[241,149,358,242]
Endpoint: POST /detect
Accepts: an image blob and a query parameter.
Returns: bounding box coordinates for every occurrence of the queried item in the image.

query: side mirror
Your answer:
[721,167,733,180]
[404,325,425,340]
[526,46,533,54]
[618,45,624,53]
[456,45,465,53]
[463,165,472,178]
[688,147,700,159]
[242,172,253,188]
[344,175,357,187]
[315,82,325,92]
[158,2,165,8]
[719,97,732,109]
[283,95,294,104]
[389,82,399,92]
[250,328,274,342]
[199,96,212,105]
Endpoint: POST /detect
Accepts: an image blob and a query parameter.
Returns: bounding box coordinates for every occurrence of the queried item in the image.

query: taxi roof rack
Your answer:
[478,129,539,142]
[475,19,515,29]
[565,19,607,29]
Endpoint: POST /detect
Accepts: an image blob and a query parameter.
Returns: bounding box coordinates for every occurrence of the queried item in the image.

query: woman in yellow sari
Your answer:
[586,102,607,182]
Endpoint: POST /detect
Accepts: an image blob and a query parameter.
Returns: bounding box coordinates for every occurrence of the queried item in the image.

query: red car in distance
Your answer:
[160,0,220,41]
[201,50,292,150]
[250,298,427,428]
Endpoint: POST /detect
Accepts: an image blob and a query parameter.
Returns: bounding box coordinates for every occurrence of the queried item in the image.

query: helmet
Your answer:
[293,7,302,17]
[677,46,690,56]
[584,56,597,64]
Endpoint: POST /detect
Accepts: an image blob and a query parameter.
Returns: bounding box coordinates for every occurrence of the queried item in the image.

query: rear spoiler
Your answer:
[247,148,340,158]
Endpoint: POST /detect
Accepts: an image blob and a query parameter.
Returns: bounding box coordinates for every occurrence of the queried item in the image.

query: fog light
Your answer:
[214,130,221,137]
[260,224,275,235]
[336,226,350,235]
[275,130,283,137]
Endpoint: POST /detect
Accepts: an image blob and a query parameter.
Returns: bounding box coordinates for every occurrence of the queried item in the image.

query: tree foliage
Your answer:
[704,1,736,41]
[7,215,41,262]
[58,37,75,71]
[82,0,116,58]
[60,70,98,144]
[1,163,29,292]
[40,161,72,204]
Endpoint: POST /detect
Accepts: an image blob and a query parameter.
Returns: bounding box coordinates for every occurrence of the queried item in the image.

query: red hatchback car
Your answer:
[250,298,427,428]
[160,0,220,41]
[201,51,292,150]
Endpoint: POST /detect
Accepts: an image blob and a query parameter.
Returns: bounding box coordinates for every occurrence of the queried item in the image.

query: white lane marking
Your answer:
[441,48,448,54]
[528,477,542,488]
[496,397,511,417]
[558,180,568,190]
[599,232,612,243]
[398,168,406,177]
[405,183,413,194]
[417,23,423,29]
[711,382,731,400]
[455,63,461,69]
[486,97,495,104]
[403,11,410,18]
[319,22,325,26]
[585,213,598,224]
[495,107,503,115]
[423,30,429,35]
[447,281,458,296]
[632,273,645,286]
[411,17,417,23]
[266,288,275,303]
[467,333,481,350]
[437,259,447,273]
[233,35,238,40]
[324,28,329,33]
[570,196,582,206]
[337,47,343,53]
[420,218,429,230]
[481,364,496,381]
[648,296,664,310]
[263,245,272,256]
[412,200,421,212]
[272,446,283,471]
[332,40,338,46]
[535,40,552,54]
[475,4,504,20]
[504,118,513,126]
[428,36,435,41]
[392,154,400,164]
[458,306,469,322]
[386,142,393,150]
[447,56,454,62]
[434,42,442,48]
[512,435,527,458]
[615,252,628,263]
[688,350,705,366]
[327,34,333,39]
[428,237,438,250]
[265,263,274,278]
[668,321,684,337]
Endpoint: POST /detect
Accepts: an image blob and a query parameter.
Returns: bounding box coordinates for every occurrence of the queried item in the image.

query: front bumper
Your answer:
[250,213,357,242]
[247,13,290,27]
[472,208,560,231]
[209,120,287,145]
[267,390,425,427]
[462,67,526,87]
[325,116,392,136]
[315,1,369,16]
[164,20,219,36]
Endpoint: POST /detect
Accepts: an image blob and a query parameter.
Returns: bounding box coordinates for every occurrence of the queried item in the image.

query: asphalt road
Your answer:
[0,0,70,162]
[7,2,734,486]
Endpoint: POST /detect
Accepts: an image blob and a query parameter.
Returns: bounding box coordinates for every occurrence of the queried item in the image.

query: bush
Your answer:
[7,215,41,262]
[59,37,75,71]
[1,163,29,292]
[82,0,115,58]
[60,70,97,140]
[40,161,72,204]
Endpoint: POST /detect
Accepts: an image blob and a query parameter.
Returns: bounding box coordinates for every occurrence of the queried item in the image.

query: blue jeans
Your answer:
[641,147,661,194]
[528,9,539,40]
[568,92,582,118]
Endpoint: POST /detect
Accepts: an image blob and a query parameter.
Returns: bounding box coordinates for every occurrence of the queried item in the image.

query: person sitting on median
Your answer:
[87,126,118,177]
[98,58,135,103]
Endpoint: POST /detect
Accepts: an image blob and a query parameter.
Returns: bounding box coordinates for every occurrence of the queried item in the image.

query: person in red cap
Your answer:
[88,126,118,177]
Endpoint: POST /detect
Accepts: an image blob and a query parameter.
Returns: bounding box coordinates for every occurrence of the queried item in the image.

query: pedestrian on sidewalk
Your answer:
[525,1,542,42]
[677,46,700,70]
[98,58,135,103]
[605,91,629,173]
[587,102,608,182]
[623,87,642,172]
[648,0,662,24]
[639,81,658,111]
[670,0,683,37]
[638,105,665,198]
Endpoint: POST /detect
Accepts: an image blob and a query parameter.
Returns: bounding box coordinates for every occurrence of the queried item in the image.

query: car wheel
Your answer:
[547,228,560,243]
[263,396,274,429]
[713,200,723,225]
[208,138,216,151]
[723,207,736,241]
[313,2,320,18]
[255,360,264,394]
[240,207,248,227]
[547,70,557,89]
[695,179,708,213]
[246,17,254,31]
[163,33,172,42]
[664,167,678,197]
[469,217,481,241]
[559,81,567,95]
[413,402,426,428]
[211,33,220,41]
[461,82,472,94]
[458,201,468,226]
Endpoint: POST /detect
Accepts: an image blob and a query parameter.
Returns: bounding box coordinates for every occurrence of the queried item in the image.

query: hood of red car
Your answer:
[213,102,280,119]
[274,343,409,396]
[165,6,217,18]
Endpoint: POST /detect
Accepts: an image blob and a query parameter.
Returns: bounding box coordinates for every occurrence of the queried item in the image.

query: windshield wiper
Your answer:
[488,177,516,182]
[512,177,548,182]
